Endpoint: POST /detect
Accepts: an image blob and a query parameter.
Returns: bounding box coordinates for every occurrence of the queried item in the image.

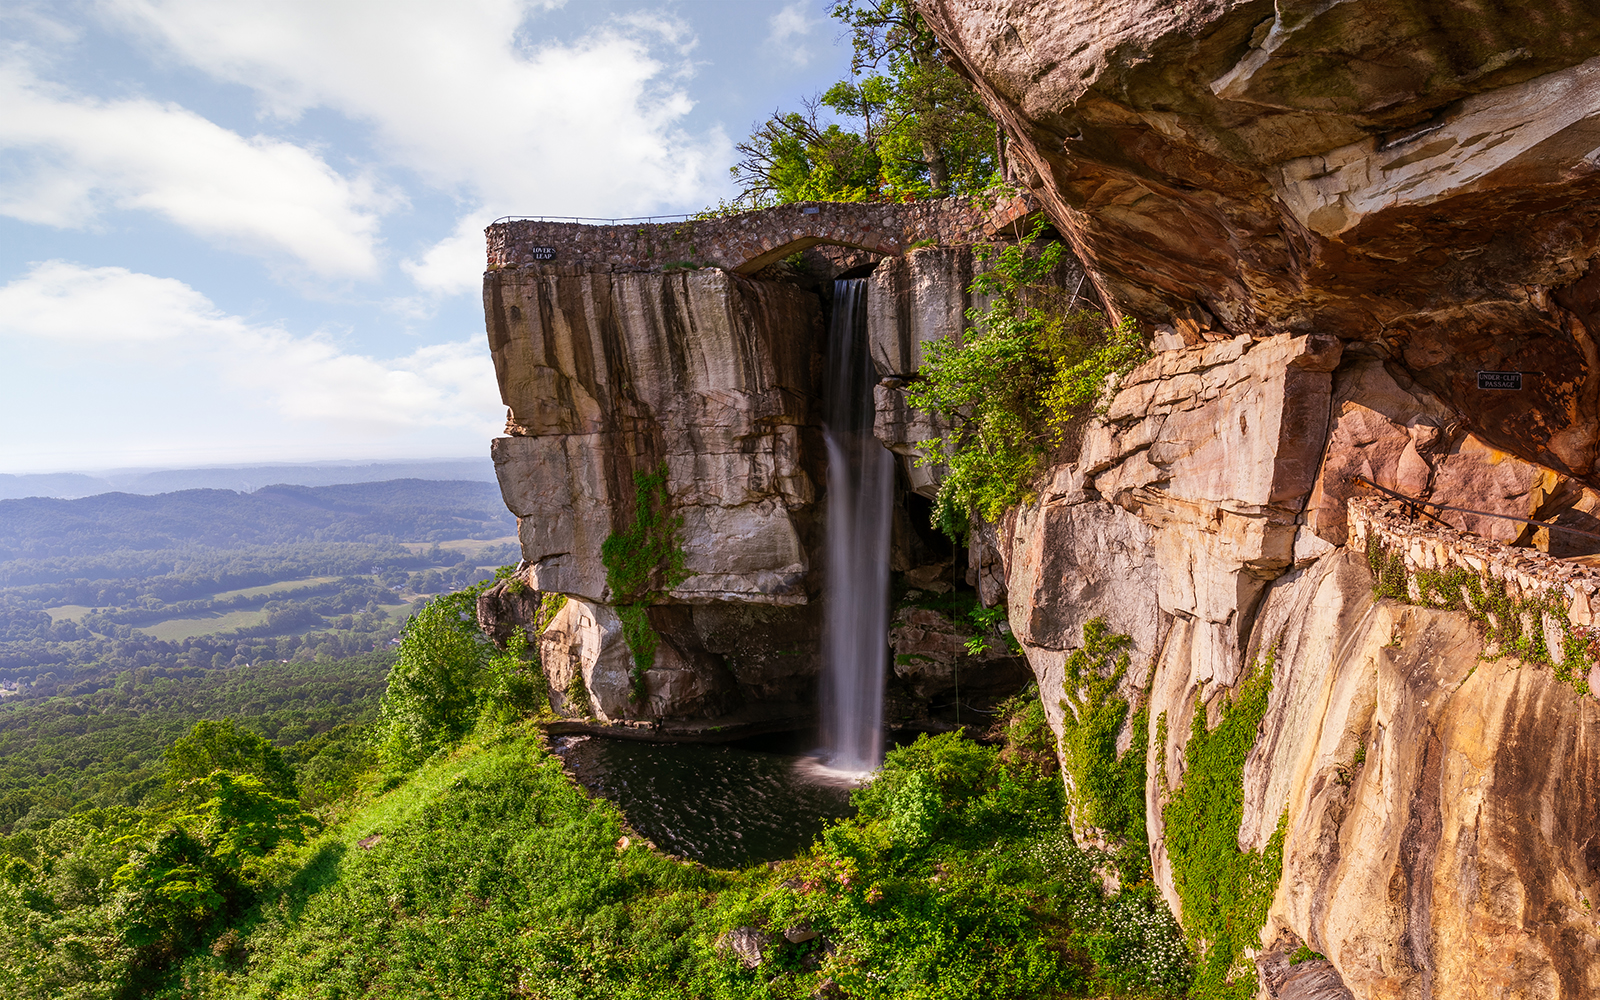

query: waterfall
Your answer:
[819,278,893,773]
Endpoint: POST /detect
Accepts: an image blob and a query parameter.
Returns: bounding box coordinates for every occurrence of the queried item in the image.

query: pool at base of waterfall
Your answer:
[550,731,859,869]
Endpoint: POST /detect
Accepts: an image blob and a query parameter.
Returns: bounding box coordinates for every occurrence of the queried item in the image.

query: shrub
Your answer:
[164,719,296,803]
[906,220,1146,539]
[376,587,494,765]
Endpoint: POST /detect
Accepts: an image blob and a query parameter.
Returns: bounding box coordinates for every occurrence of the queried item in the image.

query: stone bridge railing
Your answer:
[485,195,1038,274]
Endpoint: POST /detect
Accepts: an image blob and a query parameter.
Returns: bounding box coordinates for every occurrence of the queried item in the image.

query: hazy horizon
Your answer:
[0,456,498,500]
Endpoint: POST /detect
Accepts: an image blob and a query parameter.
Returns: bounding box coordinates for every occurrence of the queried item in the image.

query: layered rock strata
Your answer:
[485,265,826,725]
[485,245,1044,729]
[920,0,1600,481]
[880,330,1600,999]
[901,4,1600,996]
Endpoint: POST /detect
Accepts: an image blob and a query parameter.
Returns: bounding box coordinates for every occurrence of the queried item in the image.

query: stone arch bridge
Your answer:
[485,195,1037,274]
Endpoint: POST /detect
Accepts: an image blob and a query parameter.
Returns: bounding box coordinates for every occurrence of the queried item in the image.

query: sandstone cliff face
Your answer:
[907,3,1600,996]
[1242,554,1600,1000]
[889,327,1600,1000]
[484,265,827,725]
[487,266,822,606]
[921,0,1600,481]
[484,249,1038,729]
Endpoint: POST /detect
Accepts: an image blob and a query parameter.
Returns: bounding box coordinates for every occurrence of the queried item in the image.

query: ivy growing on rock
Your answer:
[600,464,691,701]
[1364,533,1596,694]
[1162,649,1286,1000]
[1055,618,1150,879]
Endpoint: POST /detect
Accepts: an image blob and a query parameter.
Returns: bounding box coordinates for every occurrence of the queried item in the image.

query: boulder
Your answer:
[715,926,769,969]
[887,604,1031,703]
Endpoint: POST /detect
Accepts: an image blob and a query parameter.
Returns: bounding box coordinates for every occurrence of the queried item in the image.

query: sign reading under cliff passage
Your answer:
[528,246,555,260]
[1477,371,1523,390]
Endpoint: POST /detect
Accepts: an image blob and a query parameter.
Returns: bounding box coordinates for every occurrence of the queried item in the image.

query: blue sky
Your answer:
[0,0,853,473]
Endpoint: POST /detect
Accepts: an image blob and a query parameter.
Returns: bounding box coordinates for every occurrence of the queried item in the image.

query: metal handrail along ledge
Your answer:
[1350,475,1600,543]
[491,213,698,226]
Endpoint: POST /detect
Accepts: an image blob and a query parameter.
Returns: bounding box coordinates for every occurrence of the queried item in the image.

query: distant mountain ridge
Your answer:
[0,459,496,500]
[0,479,516,561]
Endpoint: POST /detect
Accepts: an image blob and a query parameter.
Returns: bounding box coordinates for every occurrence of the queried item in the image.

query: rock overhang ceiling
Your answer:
[918,0,1600,478]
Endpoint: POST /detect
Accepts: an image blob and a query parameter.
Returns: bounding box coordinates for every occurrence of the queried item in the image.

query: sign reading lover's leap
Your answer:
[527,246,555,260]
[1478,371,1523,390]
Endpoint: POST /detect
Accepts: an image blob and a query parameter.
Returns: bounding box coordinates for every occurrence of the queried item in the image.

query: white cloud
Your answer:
[0,261,503,470]
[107,0,732,223]
[402,210,496,297]
[0,63,393,278]
[766,3,821,67]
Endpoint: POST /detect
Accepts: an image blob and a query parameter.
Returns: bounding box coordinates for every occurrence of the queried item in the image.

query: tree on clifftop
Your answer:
[732,0,998,204]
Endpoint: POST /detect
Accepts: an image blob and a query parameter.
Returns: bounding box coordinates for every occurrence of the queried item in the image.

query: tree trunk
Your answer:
[923,139,949,194]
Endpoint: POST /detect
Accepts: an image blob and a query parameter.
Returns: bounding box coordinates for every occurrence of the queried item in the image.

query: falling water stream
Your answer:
[819,278,893,774]
[550,277,895,867]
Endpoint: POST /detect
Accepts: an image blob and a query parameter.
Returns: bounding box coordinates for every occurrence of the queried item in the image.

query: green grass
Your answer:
[398,535,519,554]
[209,577,341,602]
[138,718,1190,1000]
[137,610,272,642]
[42,604,93,623]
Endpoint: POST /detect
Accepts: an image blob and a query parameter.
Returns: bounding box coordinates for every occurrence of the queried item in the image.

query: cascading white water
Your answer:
[819,278,893,774]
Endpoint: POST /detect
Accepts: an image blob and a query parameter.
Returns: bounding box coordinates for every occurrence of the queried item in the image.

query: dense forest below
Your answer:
[0,479,519,831]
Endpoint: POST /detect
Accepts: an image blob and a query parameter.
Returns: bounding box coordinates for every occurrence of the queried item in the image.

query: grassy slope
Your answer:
[192,726,739,1000]
[172,719,1188,1000]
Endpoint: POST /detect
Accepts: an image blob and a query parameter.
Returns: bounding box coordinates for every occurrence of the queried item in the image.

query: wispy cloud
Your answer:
[0,261,503,470]
[765,2,822,67]
[108,0,731,220]
[0,63,394,278]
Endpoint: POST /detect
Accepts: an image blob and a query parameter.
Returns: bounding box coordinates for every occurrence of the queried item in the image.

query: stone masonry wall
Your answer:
[485,195,1037,274]
[1348,493,1600,693]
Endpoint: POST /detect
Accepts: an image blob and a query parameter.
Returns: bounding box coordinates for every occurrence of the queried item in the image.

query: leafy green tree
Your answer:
[907,222,1146,538]
[109,826,242,973]
[164,719,296,803]
[376,588,493,764]
[482,627,549,723]
[191,771,312,880]
[732,0,997,204]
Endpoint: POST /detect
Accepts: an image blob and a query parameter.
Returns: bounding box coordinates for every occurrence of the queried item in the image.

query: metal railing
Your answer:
[1351,474,1600,542]
[491,213,698,226]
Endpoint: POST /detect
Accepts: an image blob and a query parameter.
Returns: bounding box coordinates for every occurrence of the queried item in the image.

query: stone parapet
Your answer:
[485,196,1032,275]
[1346,495,1600,627]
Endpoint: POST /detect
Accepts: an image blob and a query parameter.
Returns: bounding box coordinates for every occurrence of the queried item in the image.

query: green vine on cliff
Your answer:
[600,464,691,701]
[1162,648,1286,1000]
[1364,533,1595,694]
[1056,618,1151,880]
[906,218,1147,541]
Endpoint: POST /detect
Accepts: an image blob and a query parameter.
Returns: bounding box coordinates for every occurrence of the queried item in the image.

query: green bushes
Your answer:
[600,465,691,700]
[375,587,495,765]
[906,221,1146,539]
[1162,651,1285,1000]
[375,577,561,764]
[77,717,1192,1000]
[1056,619,1149,873]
